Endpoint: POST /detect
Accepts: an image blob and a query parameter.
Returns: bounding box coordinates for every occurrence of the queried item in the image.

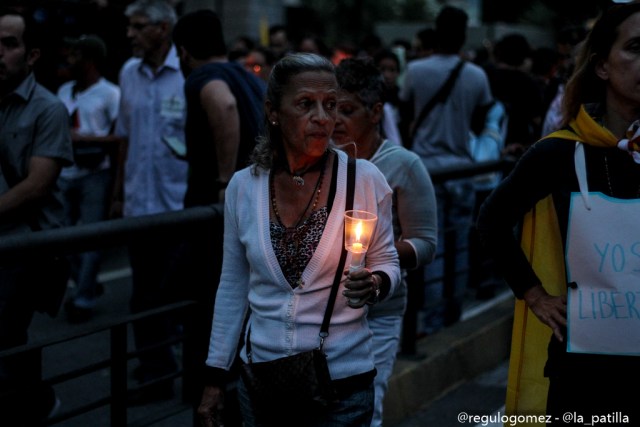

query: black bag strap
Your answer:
[246,155,356,357]
[410,59,465,139]
[319,156,355,344]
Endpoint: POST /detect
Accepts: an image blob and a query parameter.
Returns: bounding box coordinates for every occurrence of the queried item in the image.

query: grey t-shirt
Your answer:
[0,73,73,234]
[400,54,493,169]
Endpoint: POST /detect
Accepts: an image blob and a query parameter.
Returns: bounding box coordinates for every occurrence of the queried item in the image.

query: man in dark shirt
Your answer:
[173,9,265,207]
[171,10,265,417]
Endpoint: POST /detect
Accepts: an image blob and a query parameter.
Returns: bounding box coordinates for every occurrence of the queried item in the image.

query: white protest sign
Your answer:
[566,192,640,355]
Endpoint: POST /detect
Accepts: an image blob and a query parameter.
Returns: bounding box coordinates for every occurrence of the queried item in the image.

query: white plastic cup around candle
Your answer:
[344,210,377,258]
[344,210,377,304]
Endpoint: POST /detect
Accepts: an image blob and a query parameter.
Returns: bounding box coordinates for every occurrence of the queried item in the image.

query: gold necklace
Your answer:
[603,153,640,198]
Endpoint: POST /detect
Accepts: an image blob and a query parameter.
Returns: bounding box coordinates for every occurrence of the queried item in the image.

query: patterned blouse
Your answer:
[270,207,328,288]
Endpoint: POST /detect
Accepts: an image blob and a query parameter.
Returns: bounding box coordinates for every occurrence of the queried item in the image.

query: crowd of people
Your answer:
[1,0,637,426]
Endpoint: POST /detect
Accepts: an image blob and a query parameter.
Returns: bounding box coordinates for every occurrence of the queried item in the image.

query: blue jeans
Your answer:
[58,169,112,308]
[368,314,403,427]
[237,374,374,427]
[421,179,475,335]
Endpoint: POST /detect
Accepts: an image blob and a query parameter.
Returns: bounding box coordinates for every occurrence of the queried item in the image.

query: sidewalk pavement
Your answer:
[386,292,514,426]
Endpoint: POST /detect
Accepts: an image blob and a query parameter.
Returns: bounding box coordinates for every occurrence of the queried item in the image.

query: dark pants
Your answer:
[547,373,639,426]
[0,263,35,352]
[128,222,230,405]
[166,222,224,401]
[237,376,374,427]
[128,239,181,380]
[0,262,56,425]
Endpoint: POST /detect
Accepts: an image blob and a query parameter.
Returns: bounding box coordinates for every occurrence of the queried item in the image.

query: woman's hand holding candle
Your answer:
[344,268,377,308]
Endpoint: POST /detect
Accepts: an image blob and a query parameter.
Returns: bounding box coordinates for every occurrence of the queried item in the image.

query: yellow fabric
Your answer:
[504,105,617,425]
[566,105,618,148]
[505,196,566,425]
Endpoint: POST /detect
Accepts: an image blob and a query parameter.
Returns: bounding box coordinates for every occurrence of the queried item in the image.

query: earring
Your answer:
[272,121,278,125]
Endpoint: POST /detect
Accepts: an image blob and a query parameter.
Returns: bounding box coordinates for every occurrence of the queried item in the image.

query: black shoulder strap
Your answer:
[411,60,465,138]
[319,156,355,341]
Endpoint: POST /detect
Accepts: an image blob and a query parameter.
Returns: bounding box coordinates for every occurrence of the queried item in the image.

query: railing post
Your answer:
[179,303,200,427]
[110,323,128,426]
[443,226,459,326]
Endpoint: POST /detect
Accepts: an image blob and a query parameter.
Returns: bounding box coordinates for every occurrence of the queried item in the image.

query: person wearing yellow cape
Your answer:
[476,3,640,426]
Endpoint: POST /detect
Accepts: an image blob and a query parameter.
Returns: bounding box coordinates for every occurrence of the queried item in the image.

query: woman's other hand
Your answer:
[523,284,567,342]
[198,385,225,427]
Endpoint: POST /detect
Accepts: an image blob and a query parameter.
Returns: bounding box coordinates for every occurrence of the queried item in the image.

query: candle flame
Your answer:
[355,221,362,242]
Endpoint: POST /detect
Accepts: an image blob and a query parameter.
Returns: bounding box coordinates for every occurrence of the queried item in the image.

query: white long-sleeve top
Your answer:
[206,149,400,381]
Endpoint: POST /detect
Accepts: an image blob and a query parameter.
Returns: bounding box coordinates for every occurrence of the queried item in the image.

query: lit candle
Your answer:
[350,221,365,270]
[344,210,378,304]
[350,246,365,272]
[349,236,365,303]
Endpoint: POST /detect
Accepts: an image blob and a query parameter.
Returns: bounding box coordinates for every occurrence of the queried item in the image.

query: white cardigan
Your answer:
[206,149,400,381]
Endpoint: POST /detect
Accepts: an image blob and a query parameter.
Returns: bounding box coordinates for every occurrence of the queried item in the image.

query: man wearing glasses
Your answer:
[113,0,187,405]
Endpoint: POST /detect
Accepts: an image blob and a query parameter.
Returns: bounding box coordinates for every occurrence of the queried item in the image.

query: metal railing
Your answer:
[0,205,224,427]
[0,301,198,426]
[0,158,515,426]
[0,204,224,261]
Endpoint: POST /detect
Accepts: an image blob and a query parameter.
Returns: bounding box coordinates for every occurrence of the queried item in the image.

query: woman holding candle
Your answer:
[197,53,400,427]
[476,2,640,423]
[333,57,438,427]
